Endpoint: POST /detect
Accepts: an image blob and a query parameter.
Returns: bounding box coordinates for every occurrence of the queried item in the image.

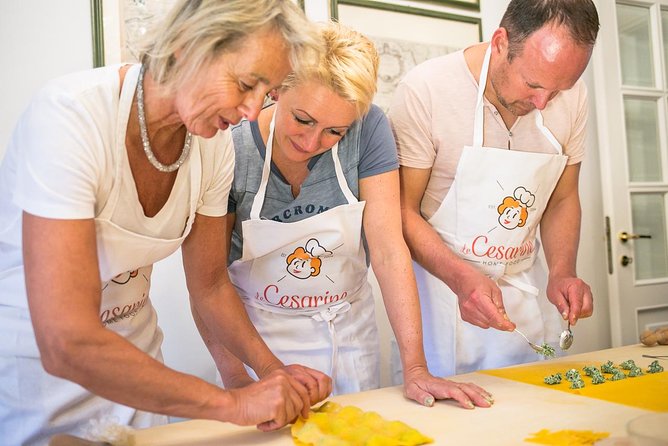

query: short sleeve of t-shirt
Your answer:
[552,80,588,165]
[358,104,399,178]
[196,130,235,217]
[13,71,117,220]
[388,74,438,169]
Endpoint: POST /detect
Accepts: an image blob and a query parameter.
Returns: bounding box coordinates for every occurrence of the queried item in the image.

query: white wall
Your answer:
[0,0,612,390]
[0,1,93,157]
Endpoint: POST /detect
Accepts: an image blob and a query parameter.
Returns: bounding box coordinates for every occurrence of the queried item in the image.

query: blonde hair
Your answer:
[281,21,379,117]
[138,0,322,92]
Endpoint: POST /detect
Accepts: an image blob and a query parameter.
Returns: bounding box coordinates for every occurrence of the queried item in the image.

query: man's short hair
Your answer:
[500,0,600,61]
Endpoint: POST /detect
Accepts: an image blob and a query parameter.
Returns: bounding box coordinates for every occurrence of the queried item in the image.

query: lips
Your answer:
[290,140,311,155]
[218,117,230,130]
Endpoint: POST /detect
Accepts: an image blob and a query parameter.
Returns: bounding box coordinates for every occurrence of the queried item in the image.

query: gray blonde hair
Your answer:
[281,21,379,117]
[138,0,322,91]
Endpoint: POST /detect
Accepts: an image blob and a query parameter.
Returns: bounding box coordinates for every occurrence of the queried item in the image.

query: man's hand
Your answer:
[546,276,593,325]
[453,265,515,331]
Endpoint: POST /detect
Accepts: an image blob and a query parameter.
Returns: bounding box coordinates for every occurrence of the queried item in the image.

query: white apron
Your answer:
[393,46,567,381]
[0,64,200,445]
[227,116,379,394]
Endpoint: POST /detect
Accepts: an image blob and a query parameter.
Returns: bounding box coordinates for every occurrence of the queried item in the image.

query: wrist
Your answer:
[253,358,284,379]
[548,267,577,281]
[401,359,429,379]
[187,384,238,422]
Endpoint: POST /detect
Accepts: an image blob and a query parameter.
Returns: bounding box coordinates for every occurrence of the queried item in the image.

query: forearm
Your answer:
[540,192,582,279]
[181,214,283,379]
[400,200,512,331]
[190,279,283,378]
[402,208,477,295]
[191,304,255,388]
[42,325,235,421]
[371,245,427,373]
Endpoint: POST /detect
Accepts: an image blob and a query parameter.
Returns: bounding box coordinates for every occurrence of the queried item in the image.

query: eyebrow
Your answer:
[249,72,280,90]
[294,108,352,130]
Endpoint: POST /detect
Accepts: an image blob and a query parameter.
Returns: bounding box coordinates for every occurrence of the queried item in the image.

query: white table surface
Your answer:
[132,344,668,445]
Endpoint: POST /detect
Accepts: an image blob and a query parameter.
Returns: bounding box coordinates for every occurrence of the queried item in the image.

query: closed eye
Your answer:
[294,114,314,126]
[327,128,346,137]
[239,81,254,92]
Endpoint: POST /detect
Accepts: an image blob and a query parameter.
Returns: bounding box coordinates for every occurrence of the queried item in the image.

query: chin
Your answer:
[510,105,533,117]
[197,127,220,139]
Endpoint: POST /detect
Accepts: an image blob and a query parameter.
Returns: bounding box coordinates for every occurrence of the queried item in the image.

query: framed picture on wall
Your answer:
[91,0,105,67]
[331,0,482,112]
[423,0,479,11]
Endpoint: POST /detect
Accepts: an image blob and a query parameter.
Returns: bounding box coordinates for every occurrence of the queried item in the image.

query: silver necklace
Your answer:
[136,64,192,173]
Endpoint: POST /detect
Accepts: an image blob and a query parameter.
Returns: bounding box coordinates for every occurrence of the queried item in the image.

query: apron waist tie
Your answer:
[311,301,352,384]
[498,274,540,296]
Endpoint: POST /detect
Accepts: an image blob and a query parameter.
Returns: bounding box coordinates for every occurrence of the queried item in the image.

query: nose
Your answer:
[238,91,265,122]
[531,90,552,111]
[301,128,321,153]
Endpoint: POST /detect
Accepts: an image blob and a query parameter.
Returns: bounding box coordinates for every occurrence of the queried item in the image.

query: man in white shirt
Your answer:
[389,0,598,378]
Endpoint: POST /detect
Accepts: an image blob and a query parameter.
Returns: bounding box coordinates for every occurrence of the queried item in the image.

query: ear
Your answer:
[269,88,279,102]
[490,27,509,57]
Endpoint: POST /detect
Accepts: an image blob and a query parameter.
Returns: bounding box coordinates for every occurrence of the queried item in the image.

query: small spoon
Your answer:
[514,328,547,355]
[559,322,573,350]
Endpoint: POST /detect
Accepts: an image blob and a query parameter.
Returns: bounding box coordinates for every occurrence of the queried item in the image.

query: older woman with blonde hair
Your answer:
[205,21,494,409]
[0,0,330,443]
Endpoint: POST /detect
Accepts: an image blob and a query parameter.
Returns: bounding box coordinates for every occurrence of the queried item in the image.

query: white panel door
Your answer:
[594,0,668,346]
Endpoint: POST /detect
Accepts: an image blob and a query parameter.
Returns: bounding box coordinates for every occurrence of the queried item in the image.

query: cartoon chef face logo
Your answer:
[497,186,535,230]
[111,269,139,285]
[286,238,331,280]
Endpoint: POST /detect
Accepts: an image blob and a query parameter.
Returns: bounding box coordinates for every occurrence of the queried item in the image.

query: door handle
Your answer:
[618,231,652,243]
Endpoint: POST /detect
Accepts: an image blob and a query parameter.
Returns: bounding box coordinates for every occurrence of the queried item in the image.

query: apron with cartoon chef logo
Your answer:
[0,64,200,444]
[227,115,380,394]
[393,45,567,381]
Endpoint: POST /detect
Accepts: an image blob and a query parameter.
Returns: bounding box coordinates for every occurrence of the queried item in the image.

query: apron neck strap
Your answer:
[473,45,563,155]
[473,45,492,148]
[534,109,563,154]
[330,143,358,204]
[103,63,142,218]
[249,115,275,219]
[250,110,358,220]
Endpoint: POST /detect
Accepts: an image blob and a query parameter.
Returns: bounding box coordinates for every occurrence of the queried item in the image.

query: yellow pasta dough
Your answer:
[291,402,433,446]
[524,428,610,445]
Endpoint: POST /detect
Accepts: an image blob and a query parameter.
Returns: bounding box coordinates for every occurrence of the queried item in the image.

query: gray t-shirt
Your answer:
[228,104,398,263]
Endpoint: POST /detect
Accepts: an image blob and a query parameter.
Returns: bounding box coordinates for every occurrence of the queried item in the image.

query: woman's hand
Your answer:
[224,368,312,431]
[282,364,332,406]
[222,371,256,389]
[403,366,494,409]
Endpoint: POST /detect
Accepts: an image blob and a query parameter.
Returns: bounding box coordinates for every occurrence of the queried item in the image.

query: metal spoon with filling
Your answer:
[559,322,573,350]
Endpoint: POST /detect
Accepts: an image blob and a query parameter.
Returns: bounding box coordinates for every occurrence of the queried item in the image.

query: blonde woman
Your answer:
[203,22,494,410]
[0,1,329,443]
